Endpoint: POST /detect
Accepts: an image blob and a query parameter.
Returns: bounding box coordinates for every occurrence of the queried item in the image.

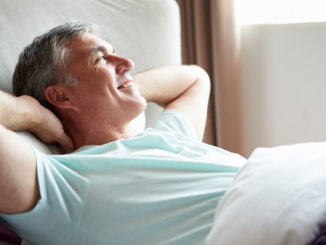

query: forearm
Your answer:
[134,65,208,107]
[0,90,34,131]
[134,65,211,140]
[0,90,73,152]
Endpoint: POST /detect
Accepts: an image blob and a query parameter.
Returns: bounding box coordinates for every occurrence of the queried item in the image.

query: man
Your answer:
[0,22,246,244]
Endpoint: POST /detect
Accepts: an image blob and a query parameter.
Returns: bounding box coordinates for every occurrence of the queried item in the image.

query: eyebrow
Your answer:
[90,45,115,56]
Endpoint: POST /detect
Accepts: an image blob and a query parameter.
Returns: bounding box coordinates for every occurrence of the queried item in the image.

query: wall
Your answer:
[241,22,326,157]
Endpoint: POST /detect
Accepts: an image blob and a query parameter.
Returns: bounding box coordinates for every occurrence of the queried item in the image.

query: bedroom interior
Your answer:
[1,0,326,244]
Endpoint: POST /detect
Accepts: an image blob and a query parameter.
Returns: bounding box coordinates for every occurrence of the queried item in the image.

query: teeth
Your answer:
[121,81,133,88]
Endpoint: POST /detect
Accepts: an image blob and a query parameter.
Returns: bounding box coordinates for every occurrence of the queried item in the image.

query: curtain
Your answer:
[177,0,243,155]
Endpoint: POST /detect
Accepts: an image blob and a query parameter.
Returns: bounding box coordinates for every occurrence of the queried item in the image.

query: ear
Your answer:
[44,85,78,111]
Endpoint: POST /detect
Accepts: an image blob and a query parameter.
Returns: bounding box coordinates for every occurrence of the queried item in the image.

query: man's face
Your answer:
[65,33,147,127]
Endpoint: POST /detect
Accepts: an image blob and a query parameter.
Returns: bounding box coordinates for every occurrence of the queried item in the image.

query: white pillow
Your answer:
[206,142,326,245]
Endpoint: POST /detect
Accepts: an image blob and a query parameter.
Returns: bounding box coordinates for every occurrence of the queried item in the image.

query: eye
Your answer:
[95,55,105,64]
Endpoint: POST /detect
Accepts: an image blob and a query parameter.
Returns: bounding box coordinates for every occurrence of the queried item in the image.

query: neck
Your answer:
[60,113,131,150]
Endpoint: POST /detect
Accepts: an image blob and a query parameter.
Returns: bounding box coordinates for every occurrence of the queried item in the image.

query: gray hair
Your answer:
[12,21,98,110]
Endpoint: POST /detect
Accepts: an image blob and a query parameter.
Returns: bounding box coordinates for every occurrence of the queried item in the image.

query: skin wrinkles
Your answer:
[88,45,116,66]
[53,33,146,149]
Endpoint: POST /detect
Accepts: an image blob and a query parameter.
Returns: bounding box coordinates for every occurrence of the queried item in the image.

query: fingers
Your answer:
[58,134,74,153]
[14,95,74,153]
[30,120,74,153]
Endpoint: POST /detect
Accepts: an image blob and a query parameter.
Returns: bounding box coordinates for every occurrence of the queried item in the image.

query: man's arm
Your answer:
[134,65,211,140]
[0,91,72,214]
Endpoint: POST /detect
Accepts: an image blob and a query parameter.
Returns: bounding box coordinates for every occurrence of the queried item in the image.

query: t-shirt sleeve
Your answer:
[0,148,89,244]
[154,109,197,140]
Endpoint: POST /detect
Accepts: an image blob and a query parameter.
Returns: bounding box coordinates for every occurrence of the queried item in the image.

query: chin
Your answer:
[140,97,147,111]
[127,96,147,118]
[135,97,147,115]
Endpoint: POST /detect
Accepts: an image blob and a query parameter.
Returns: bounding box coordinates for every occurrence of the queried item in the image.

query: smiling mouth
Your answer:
[117,81,134,89]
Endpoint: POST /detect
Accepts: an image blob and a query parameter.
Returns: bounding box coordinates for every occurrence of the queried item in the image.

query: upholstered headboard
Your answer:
[0,0,181,153]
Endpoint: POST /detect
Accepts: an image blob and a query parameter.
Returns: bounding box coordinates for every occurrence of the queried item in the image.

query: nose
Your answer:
[113,55,134,74]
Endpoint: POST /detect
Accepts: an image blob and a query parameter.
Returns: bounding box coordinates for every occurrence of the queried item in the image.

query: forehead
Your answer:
[67,33,113,60]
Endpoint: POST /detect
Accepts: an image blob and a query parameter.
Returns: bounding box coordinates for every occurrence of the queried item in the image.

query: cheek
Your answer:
[94,66,115,81]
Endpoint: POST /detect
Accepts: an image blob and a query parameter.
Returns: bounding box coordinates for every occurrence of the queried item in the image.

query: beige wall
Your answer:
[241,22,326,157]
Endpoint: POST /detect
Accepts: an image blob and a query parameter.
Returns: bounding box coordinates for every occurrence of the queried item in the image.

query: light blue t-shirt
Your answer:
[1,110,246,245]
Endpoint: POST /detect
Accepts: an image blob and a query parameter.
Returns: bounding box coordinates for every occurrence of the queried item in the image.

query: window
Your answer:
[235,0,326,26]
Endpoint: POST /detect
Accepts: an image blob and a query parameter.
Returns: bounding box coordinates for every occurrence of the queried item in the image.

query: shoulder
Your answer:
[154,109,197,139]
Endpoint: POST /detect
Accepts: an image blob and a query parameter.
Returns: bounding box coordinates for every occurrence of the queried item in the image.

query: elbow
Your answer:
[192,65,211,98]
